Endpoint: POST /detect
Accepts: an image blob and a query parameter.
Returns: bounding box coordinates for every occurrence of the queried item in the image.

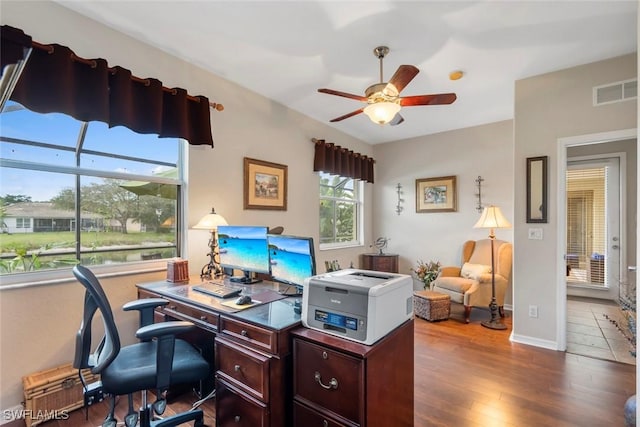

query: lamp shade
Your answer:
[193,207,228,231]
[363,101,401,125]
[474,205,511,229]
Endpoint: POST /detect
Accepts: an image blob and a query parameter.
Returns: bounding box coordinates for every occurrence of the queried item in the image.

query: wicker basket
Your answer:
[413,290,450,321]
[23,363,99,427]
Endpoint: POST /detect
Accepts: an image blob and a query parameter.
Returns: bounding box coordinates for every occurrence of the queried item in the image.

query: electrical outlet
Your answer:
[529,305,538,318]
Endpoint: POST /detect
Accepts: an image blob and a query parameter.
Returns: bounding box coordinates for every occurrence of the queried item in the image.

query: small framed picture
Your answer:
[416,176,457,213]
[243,157,288,210]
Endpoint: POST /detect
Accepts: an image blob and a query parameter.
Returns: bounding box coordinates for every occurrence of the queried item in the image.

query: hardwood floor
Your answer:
[34,304,635,427]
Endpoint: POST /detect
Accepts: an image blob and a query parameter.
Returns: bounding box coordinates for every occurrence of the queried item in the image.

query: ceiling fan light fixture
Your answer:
[363,101,401,125]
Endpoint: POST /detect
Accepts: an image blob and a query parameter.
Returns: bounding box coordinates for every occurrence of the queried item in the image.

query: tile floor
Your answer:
[567,296,636,365]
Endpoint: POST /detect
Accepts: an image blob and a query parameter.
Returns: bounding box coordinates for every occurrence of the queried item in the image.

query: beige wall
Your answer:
[513,54,637,347]
[0,1,372,409]
[372,120,515,297]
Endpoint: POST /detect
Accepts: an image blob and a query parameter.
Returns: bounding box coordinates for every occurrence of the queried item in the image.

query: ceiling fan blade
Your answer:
[329,108,365,122]
[384,65,420,96]
[400,93,457,107]
[390,113,404,126]
[318,88,368,102]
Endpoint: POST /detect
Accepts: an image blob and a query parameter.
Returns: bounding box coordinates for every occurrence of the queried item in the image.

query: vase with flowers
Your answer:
[411,260,441,290]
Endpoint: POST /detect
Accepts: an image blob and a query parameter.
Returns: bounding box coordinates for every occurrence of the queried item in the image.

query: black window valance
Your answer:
[1,25,220,146]
[312,138,375,183]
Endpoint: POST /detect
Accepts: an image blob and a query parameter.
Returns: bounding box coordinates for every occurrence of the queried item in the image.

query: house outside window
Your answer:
[319,172,362,249]
[0,100,184,276]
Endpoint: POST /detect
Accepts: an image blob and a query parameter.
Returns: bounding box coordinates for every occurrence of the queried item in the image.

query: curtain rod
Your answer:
[31,41,224,112]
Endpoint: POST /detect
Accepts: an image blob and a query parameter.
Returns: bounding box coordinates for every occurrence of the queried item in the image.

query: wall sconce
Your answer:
[396,183,404,215]
[475,176,484,213]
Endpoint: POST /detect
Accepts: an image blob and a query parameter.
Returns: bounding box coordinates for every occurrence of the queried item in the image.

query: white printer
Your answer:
[302,269,413,345]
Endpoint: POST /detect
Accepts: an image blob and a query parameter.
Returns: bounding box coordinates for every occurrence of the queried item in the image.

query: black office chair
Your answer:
[72,265,210,427]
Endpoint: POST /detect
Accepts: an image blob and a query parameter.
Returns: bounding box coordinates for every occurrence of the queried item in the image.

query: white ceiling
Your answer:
[56,1,637,145]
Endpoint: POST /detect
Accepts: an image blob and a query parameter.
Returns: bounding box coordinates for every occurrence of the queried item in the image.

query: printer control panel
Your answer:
[314,309,361,331]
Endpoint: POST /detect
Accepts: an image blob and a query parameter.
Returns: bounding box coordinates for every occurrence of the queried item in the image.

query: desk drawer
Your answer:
[294,339,364,424]
[215,336,270,403]
[220,316,275,353]
[216,381,268,427]
[163,299,219,332]
[294,401,358,427]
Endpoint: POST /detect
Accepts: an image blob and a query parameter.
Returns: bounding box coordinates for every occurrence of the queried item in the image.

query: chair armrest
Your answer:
[438,266,461,277]
[135,320,196,341]
[123,298,169,329]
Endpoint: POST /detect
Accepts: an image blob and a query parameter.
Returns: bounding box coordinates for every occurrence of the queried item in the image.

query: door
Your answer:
[566,156,622,302]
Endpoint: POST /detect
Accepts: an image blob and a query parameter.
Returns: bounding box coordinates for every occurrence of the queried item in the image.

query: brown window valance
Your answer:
[0,25,219,146]
[312,138,375,183]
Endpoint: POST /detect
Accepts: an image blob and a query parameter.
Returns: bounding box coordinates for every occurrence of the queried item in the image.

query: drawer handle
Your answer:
[322,351,328,360]
[200,315,207,321]
[314,371,338,390]
[234,415,241,423]
[234,364,241,372]
[169,305,177,310]
[241,330,248,337]
[323,420,329,427]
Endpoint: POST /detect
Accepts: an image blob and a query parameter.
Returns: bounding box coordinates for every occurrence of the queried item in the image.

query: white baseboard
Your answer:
[510,333,559,351]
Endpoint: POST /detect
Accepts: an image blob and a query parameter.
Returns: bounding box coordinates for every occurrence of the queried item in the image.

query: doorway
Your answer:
[557,129,636,358]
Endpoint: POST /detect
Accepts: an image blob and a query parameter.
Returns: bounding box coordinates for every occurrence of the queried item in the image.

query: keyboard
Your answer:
[193,282,242,299]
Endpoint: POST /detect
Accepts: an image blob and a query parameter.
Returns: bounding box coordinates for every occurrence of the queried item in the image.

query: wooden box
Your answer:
[23,363,99,427]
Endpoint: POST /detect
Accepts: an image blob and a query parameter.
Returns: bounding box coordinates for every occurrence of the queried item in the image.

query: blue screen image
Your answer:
[218,225,270,274]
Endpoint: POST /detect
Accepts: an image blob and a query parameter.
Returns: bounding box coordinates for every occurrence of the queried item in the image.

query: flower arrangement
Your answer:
[411,259,441,289]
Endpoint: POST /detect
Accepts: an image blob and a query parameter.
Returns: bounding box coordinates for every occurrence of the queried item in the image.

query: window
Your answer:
[319,172,362,248]
[16,218,30,228]
[0,100,183,276]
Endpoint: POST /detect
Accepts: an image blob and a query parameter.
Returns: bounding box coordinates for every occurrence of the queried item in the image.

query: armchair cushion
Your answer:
[433,276,476,294]
[460,263,492,280]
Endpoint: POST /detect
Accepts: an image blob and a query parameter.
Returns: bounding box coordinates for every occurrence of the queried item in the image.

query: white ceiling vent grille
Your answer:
[593,79,637,106]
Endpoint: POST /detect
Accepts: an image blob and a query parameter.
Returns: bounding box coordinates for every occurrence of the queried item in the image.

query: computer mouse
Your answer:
[235,295,252,305]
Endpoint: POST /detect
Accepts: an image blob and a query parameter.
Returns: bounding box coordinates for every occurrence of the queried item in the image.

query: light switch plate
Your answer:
[528,228,543,240]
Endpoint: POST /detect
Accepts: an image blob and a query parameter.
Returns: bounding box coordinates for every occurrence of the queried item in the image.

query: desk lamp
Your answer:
[473,205,511,330]
[193,207,228,279]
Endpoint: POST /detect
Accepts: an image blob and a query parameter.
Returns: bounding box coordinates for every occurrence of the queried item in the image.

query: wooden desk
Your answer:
[137,279,301,427]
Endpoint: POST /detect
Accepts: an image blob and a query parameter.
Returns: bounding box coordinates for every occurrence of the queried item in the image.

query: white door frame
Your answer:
[556,128,636,351]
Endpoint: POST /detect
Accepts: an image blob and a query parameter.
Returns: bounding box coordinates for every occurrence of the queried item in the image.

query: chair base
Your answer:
[146,407,205,427]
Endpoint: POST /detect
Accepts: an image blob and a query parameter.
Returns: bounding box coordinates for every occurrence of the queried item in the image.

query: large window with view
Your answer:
[0,100,183,276]
[319,172,362,248]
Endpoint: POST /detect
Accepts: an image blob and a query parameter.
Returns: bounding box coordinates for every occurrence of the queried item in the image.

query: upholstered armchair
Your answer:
[430,239,512,323]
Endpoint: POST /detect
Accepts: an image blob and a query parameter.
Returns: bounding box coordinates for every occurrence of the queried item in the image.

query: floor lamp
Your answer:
[473,205,511,330]
[193,207,228,279]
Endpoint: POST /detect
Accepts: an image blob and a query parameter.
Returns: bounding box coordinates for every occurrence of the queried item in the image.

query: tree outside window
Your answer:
[319,172,362,248]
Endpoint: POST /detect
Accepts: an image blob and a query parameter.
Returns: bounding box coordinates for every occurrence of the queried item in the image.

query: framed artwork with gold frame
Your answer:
[243,157,288,210]
[416,175,457,213]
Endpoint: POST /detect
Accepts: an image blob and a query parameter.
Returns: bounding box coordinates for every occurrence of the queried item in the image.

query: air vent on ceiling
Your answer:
[593,78,637,106]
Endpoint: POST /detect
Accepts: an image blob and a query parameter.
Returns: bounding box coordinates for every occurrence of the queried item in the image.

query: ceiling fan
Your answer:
[318,46,457,126]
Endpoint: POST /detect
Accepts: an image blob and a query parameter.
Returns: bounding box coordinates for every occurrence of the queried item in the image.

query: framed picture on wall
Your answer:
[244,157,288,210]
[415,175,457,213]
[526,156,548,223]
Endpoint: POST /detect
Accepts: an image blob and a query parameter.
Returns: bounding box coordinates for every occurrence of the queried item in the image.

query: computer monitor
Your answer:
[218,225,270,284]
[267,234,316,294]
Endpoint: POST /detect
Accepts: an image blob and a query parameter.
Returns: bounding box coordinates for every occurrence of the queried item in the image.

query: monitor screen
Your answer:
[218,225,270,279]
[267,234,316,290]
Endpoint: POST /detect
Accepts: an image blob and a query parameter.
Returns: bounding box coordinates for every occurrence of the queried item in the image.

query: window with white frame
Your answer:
[319,172,362,248]
[0,100,183,276]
